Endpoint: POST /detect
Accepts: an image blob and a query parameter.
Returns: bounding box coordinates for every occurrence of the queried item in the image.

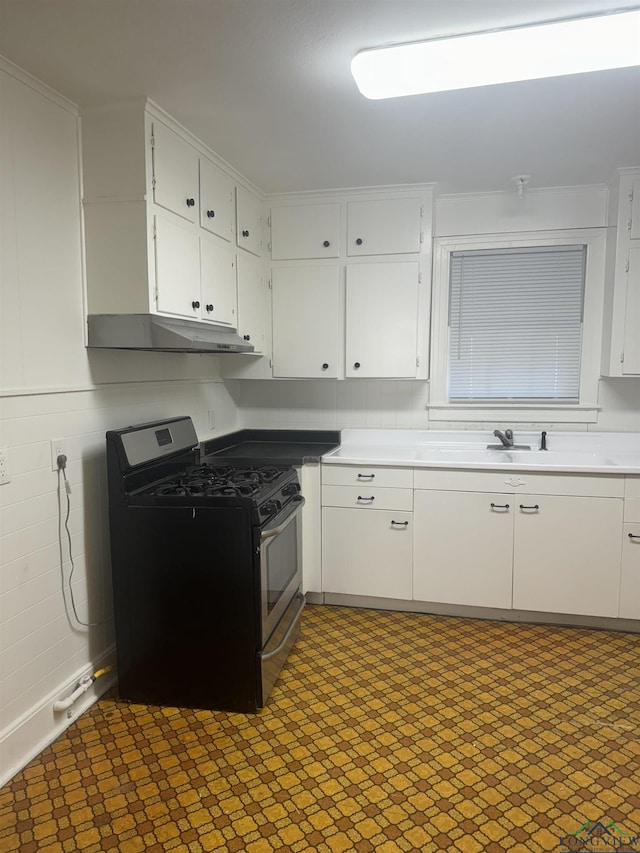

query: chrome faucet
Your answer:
[493,429,514,448]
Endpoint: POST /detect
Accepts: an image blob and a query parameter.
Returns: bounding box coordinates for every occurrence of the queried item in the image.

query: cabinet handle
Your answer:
[490,503,510,509]
[205,304,213,312]
[323,240,330,247]
[357,496,375,502]
[242,229,250,237]
[391,520,409,527]
[321,362,329,370]
[186,198,195,207]
[355,238,363,245]
[357,474,375,480]
[519,504,540,511]
[629,533,640,540]
[354,362,361,369]
[207,209,215,218]
[192,300,200,309]
[244,334,251,341]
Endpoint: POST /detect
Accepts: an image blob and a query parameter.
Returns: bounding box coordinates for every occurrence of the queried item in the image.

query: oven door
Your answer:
[259,495,305,646]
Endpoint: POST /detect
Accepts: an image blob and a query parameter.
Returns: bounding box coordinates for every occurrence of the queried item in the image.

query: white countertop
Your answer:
[322,430,640,474]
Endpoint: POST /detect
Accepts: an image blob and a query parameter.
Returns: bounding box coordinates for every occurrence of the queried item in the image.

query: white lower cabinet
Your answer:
[322,507,413,599]
[321,464,413,599]
[512,495,623,618]
[620,523,640,619]
[413,490,513,609]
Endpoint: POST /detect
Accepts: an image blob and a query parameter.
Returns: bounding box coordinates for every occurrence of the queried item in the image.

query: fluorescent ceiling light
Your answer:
[351,8,640,99]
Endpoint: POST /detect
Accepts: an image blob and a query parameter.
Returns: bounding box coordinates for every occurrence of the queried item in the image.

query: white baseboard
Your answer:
[0,647,117,788]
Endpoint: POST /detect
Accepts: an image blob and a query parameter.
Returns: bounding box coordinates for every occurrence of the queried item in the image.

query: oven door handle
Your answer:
[261,593,306,662]
[260,496,305,540]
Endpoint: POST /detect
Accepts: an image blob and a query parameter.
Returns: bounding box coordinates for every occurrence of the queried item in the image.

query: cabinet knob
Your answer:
[353,362,361,369]
[355,238,363,245]
[321,363,329,370]
[244,334,251,341]
[207,209,215,218]
[242,229,250,237]
[323,240,330,248]
[192,300,200,309]
[206,304,214,312]
[186,198,195,207]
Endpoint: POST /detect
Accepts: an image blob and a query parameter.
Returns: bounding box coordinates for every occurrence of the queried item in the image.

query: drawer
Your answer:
[625,499,640,523]
[322,464,413,489]
[413,468,624,498]
[322,484,413,511]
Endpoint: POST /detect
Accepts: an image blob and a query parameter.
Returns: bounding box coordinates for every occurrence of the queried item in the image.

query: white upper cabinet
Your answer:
[271,265,340,378]
[154,212,201,318]
[270,203,340,259]
[200,232,237,326]
[236,185,262,256]
[81,101,268,329]
[345,262,419,378]
[347,198,422,256]
[603,170,640,376]
[235,252,267,353]
[199,157,235,241]
[151,120,199,223]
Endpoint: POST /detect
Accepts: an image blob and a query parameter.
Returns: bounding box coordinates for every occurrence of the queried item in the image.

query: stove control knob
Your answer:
[260,501,276,516]
[282,483,300,496]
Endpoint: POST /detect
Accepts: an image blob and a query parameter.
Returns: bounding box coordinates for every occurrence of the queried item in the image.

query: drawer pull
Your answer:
[629,533,640,540]
[357,496,375,502]
[519,504,540,511]
[391,520,409,527]
[490,503,510,510]
[357,473,375,480]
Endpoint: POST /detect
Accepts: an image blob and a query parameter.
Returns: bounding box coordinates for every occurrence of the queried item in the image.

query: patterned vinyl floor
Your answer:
[1,604,640,853]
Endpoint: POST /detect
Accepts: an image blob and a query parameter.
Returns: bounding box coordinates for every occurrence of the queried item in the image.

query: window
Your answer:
[429,230,606,423]
[448,245,585,402]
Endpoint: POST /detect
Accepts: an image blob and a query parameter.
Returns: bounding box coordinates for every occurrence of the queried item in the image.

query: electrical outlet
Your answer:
[51,438,67,471]
[0,449,10,485]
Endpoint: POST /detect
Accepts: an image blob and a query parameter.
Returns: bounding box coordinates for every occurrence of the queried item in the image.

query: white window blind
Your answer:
[448,245,586,402]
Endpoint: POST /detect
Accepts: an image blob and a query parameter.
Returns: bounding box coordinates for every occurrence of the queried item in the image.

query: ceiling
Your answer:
[0,0,638,196]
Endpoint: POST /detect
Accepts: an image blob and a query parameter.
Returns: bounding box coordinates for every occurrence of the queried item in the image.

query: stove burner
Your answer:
[206,483,260,498]
[155,483,187,496]
[143,462,290,502]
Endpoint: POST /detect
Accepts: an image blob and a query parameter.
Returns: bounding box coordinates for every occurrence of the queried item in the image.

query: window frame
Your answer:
[428,229,606,424]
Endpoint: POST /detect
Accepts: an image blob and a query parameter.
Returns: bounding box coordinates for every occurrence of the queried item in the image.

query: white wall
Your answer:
[232,376,640,434]
[0,59,240,785]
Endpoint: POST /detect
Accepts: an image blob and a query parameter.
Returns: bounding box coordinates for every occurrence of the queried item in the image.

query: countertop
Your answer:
[321,429,640,474]
[201,429,341,466]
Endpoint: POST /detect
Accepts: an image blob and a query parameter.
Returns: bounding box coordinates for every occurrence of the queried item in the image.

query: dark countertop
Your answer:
[200,429,341,466]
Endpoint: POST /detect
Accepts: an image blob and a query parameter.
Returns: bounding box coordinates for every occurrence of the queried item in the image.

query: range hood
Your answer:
[87,314,254,354]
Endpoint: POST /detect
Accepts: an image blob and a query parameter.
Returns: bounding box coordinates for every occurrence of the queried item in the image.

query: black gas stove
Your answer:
[106,416,305,713]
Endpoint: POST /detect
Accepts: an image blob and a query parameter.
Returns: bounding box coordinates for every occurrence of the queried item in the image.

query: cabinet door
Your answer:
[322,507,412,599]
[271,265,339,378]
[236,252,267,353]
[345,262,419,378]
[200,232,237,326]
[622,246,640,375]
[630,176,640,241]
[236,185,262,256]
[154,213,201,318]
[513,495,623,618]
[347,198,422,256]
[200,157,235,241]
[151,121,199,223]
[619,523,640,619]
[413,490,514,609]
[271,203,340,260]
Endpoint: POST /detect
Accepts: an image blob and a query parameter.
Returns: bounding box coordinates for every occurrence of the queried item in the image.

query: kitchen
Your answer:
[1,1,640,850]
